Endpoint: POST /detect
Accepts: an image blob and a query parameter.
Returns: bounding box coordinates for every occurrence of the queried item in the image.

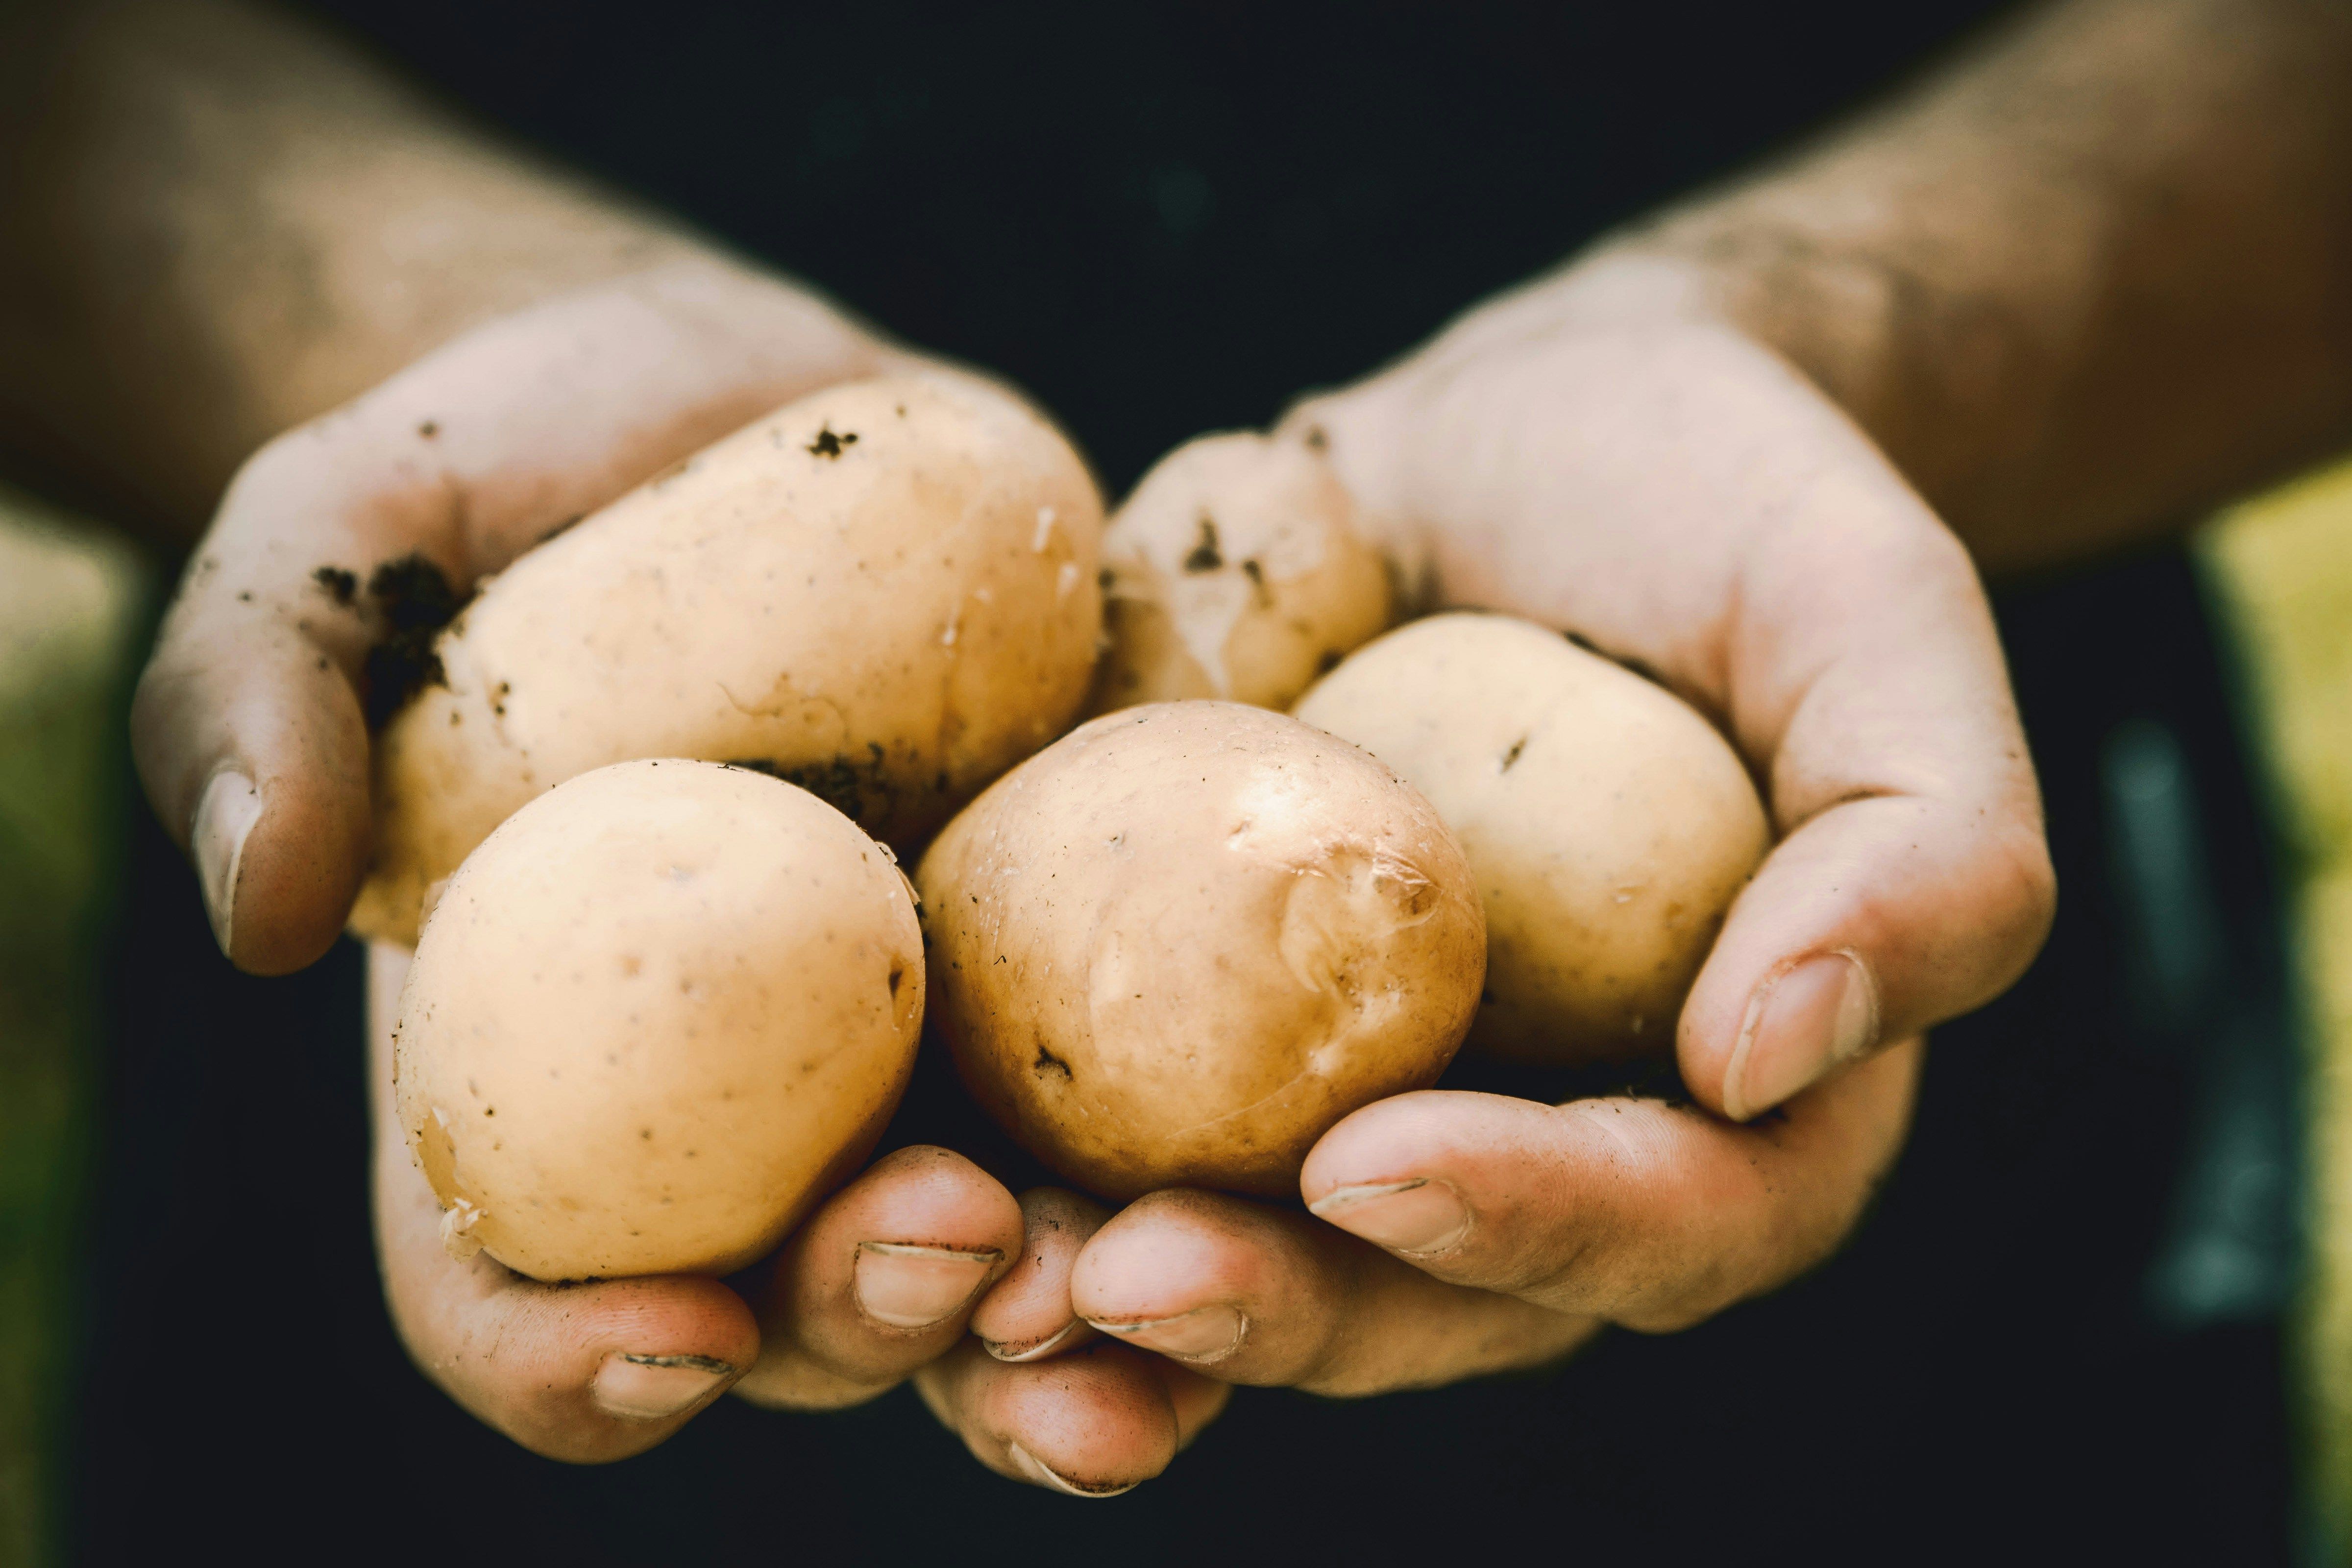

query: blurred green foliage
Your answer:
[0,490,145,1568]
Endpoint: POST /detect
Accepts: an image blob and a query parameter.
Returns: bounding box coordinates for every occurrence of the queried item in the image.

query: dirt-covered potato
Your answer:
[393,759,923,1281]
[1084,432,1393,717]
[350,371,1103,946]
[916,701,1484,1200]
[1293,612,1769,1065]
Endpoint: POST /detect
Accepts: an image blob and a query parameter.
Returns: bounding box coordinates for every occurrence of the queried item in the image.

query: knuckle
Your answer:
[1966,812,2058,986]
[1997,817,2060,937]
[1484,1220,1600,1300]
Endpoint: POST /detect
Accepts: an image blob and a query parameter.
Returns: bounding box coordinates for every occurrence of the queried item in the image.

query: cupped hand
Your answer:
[372,939,1229,1473]
[367,944,1019,1461]
[993,245,2050,1474]
[131,256,915,976]
[1288,249,2053,1122]
[160,256,1096,1465]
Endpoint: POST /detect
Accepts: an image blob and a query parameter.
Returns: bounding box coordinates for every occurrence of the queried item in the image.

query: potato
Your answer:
[1293,612,1769,1065]
[393,759,923,1281]
[350,370,1103,946]
[1084,431,1393,717]
[917,701,1484,1200]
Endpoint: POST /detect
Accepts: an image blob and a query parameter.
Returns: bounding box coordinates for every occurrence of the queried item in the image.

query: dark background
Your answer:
[67,3,2304,1563]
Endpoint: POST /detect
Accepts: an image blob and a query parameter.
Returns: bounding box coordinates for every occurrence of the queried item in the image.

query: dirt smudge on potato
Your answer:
[726,743,893,826]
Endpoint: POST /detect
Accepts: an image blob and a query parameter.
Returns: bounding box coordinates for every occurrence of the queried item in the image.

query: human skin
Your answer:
[1,0,1225,1481]
[1057,0,2352,1425]
[4,0,2348,1488]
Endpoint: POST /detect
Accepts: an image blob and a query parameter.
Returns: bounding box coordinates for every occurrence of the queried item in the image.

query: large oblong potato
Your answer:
[1293,612,1769,1065]
[393,759,923,1281]
[917,701,1485,1201]
[350,370,1103,946]
[1084,431,1393,717]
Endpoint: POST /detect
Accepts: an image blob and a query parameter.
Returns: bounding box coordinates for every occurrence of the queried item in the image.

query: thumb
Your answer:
[131,540,384,973]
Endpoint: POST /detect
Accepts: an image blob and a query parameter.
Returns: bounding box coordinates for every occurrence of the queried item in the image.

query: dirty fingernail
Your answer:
[1309,1177,1470,1254]
[193,771,262,959]
[1722,950,1880,1121]
[1087,1303,1244,1362]
[1007,1443,1137,1498]
[592,1352,733,1421]
[984,1319,1080,1363]
[854,1242,999,1329]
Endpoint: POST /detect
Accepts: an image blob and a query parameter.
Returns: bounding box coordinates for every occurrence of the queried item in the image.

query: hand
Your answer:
[129,257,909,975]
[147,257,1102,1467]
[999,246,2051,1454]
[371,936,1231,1470]
[1294,250,2053,1122]
[364,944,1017,1460]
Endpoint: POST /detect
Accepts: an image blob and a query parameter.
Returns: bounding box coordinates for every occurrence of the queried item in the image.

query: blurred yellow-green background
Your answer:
[0,492,142,1568]
[2205,465,2352,1547]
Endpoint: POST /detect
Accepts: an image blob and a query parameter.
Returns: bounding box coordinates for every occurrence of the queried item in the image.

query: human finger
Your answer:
[1672,474,2051,1119]
[728,1145,1025,1411]
[1289,320,2053,1119]
[368,943,761,1462]
[913,1338,1229,1496]
[969,1187,1110,1363]
[1302,1042,1922,1331]
[1068,1189,1596,1396]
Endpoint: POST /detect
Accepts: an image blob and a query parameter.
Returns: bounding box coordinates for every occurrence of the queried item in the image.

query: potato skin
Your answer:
[351,371,1102,946]
[1085,432,1392,718]
[1294,613,1769,1065]
[917,701,1484,1201]
[393,759,923,1281]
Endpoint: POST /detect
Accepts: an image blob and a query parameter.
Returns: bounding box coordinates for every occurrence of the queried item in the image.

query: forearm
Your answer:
[0,0,762,535]
[1614,0,2352,572]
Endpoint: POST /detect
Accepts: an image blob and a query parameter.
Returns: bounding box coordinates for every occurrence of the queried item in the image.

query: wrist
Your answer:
[1603,213,1922,466]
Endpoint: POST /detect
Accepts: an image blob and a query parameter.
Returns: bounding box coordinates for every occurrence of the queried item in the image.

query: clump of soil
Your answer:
[362,553,463,728]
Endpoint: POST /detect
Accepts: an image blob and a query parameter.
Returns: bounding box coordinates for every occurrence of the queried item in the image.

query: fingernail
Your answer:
[1087,1304,1244,1362]
[1308,1177,1470,1254]
[192,771,262,958]
[1007,1443,1137,1498]
[984,1319,1079,1363]
[853,1241,999,1329]
[592,1352,733,1421]
[1722,950,1880,1121]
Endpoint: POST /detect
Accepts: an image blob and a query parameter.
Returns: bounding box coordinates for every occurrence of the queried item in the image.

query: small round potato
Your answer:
[393,759,923,1281]
[1293,612,1769,1065]
[351,370,1103,946]
[917,701,1484,1200]
[1085,431,1393,717]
